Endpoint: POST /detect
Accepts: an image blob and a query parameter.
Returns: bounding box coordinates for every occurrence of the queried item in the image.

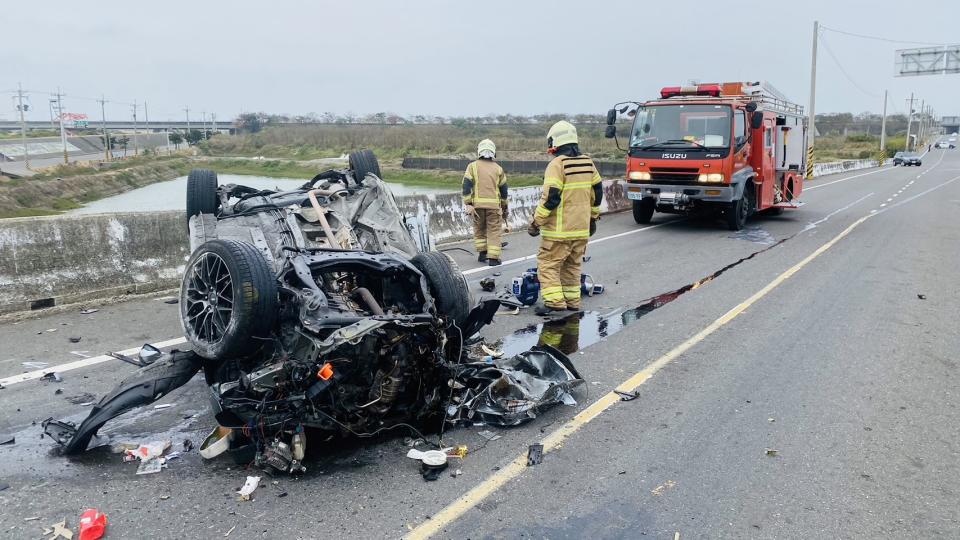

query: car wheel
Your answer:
[348,149,382,185]
[632,198,655,224]
[725,183,753,231]
[186,169,219,229]
[411,251,472,329]
[180,240,278,360]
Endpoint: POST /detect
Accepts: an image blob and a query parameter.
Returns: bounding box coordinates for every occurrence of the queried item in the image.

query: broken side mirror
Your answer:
[605,125,617,139]
[606,108,617,126]
[139,343,162,365]
[751,113,764,130]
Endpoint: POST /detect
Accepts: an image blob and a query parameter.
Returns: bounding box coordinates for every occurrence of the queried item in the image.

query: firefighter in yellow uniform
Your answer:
[463,139,508,266]
[528,121,602,315]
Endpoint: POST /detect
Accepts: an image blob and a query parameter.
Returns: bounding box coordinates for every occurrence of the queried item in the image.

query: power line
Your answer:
[818,33,881,98]
[821,25,949,46]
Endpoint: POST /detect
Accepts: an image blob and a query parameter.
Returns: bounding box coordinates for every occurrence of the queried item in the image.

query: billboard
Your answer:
[895,46,960,76]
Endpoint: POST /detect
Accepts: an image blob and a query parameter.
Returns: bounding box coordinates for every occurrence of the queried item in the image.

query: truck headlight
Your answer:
[629,171,651,181]
[698,173,724,183]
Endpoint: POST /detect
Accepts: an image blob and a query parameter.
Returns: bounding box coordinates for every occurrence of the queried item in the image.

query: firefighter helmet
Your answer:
[477,139,496,158]
[547,121,578,150]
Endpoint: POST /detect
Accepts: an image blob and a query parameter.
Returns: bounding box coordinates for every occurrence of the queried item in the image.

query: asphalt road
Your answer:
[1,149,958,539]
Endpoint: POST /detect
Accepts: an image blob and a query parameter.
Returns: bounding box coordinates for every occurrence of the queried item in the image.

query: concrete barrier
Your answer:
[812,159,878,177]
[0,179,631,314]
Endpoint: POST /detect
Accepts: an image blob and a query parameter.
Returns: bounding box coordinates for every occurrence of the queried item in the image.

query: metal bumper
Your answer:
[626,183,737,204]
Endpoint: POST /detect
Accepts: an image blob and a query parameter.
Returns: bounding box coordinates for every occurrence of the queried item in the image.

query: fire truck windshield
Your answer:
[630,104,732,150]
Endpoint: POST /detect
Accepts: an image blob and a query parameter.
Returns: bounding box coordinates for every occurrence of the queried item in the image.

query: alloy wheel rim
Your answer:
[185,252,233,343]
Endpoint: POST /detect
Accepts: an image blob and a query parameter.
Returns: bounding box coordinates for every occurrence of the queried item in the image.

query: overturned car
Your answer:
[44,151,583,471]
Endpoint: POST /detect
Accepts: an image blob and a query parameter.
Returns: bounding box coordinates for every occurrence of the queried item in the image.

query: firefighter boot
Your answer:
[477,251,487,262]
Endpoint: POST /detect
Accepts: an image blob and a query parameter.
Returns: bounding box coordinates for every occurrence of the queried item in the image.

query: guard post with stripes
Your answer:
[805,146,815,179]
[876,149,887,166]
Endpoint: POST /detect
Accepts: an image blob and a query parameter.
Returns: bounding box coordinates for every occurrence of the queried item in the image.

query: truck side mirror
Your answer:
[605,125,617,139]
[606,109,617,126]
[751,113,763,130]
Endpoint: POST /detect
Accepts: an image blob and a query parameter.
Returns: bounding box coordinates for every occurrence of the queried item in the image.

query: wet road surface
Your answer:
[1,151,959,539]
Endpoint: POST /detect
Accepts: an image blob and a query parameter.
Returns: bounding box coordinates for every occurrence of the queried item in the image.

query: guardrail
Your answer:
[812,159,879,177]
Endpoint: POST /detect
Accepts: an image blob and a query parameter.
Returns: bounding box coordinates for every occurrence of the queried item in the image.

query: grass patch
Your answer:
[201,159,322,178]
[0,207,62,219]
[383,169,542,188]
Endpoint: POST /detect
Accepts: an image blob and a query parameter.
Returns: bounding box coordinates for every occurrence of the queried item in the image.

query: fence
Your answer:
[402,157,626,177]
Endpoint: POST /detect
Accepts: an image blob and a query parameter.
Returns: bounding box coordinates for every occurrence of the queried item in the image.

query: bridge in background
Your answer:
[0,120,237,133]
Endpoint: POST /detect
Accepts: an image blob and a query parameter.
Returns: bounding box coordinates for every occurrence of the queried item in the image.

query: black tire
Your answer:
[632,198,655,224]
[180,240,278,360]
[186,168,219,228]
[725,183,754,231]
[411,251,472,329]
[348,149,382,184]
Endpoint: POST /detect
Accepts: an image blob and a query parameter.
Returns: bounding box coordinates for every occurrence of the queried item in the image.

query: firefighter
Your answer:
[537,315,581,354]
[528,121,602,315]
[463,139,508,266]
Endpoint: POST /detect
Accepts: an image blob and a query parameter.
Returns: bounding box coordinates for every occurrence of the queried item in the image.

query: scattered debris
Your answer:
[449,445,468,459]
[41,372,64,383]
[237,476,261,501]
[447,346,583,427]
[1,435,15,445]
[55,389,64,395]
[223,524,237,537]
[199,426,233,459]
[492,272,502,277]
[651,479,676,496]
[768,417,775,423]
[917,294,926,300]
[0,482,9,491]
[496,306,521,316]
[614,390,639,401]
[22,362,49,370]
[480,344,504,358]
[477,430,501,442]
[153,404,174,410]
[160,495,170,500]
[69,337,82,344]
[451,468,462,478]
[79,309,99,315]
[479,277,496,292]
[415,450,449,481]
[42,520,73,539]
[526,443,543,466]
[183,439,194,452]
[163,298,179,305]
[46,328,58,333]
[765,448,779,457]
[25,516,40,521]
[77,509,107,540]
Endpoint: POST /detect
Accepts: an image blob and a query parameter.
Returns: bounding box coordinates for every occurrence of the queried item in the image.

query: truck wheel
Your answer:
[725,184,754,231]
[411,251,472,329]
[180,240,278,360]
[632,198,655,224]
[186,168,219,229]
[348,149,382,184]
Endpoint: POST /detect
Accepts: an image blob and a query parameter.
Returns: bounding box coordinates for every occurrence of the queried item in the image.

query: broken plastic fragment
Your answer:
[237,476,261,501]
[526,443,544,466]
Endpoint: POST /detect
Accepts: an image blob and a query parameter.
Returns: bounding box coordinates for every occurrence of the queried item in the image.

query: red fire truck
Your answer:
[605,81,807,230]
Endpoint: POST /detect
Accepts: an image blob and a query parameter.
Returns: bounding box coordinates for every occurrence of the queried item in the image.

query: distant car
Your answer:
[935,141,955,149]
[900,152,922,166]
[892,151,905,165]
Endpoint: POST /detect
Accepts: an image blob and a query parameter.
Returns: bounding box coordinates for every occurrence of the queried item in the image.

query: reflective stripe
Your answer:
[544,178,563,189]
[473,197,500,204]
[592,172,602,184]
[591,205,601,217]
[535,206,551,218]
[542,229,590,239]
[487,245,502,257]
[562,181,593,190]
[542,286,564,302]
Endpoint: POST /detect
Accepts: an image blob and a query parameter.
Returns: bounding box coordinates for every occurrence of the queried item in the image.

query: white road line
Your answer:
[0,336,188,387]
[805,166,892,191]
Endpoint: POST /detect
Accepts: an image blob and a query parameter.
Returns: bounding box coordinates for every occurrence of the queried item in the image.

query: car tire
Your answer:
[348,149,382,184]
[632,198,655,224]
[180,240,278,360]
[725,183,753,231]
[186,168,219,229]
[411,251,472,329]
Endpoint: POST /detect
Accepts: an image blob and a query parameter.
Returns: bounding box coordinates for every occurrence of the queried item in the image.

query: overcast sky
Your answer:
[3,0,958,121]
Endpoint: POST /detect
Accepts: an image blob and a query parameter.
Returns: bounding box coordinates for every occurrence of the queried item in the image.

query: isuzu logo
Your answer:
[661,153,687,159]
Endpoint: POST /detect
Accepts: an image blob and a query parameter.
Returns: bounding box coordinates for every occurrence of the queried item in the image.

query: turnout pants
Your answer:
[537,238,588,309]
[473,208,503,258]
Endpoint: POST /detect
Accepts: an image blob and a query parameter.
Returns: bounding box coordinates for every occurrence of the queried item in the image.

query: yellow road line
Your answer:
[405,214,872,540]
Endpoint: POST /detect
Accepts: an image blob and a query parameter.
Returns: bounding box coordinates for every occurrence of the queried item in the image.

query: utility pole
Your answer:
[184,107,191,131]
[905,93,916,152]
[806,20,819,179]
[211,113,217,137]
[143,101,149,124]
[98,95,111,160]
[201,111,207,139]
[879,90,888,152]
[54,88,68,165]
[16,83,30,169]
[917,100,925,146]
[131,100,140,156]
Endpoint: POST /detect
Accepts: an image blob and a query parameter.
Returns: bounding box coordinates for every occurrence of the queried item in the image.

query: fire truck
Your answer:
[605,81,807,230]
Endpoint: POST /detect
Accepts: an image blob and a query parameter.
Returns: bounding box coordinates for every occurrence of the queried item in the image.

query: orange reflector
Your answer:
[628,186,642,192]
[705,189,722,196]
[317,363,334,381]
